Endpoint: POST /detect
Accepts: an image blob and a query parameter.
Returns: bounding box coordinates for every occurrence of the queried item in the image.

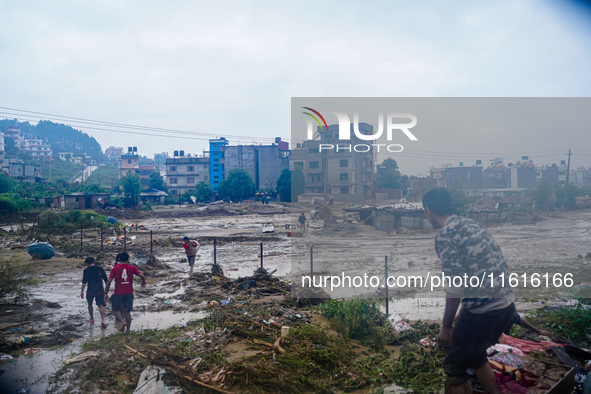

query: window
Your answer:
[170,178,178,184]
[214,176,219,180]
[187,177,195,184]
[309,173,322,183]
[340,187,349,194]
[340,159,348,168]
[187,166,194,172]
[170,166,177,172]
[309,161,320,169]
[309,148,319,154]
[340,173,348,181]
[127,159,132,164]
[294,162,304,169]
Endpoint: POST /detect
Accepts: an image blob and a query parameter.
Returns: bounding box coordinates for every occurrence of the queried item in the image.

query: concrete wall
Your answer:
[257,145,290,190]
[223,145,257,186]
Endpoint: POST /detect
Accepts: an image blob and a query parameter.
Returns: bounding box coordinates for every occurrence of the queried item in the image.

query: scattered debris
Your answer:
[62,351,102,365]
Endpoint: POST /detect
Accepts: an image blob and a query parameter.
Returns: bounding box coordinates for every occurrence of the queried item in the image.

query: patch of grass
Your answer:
[38,209,115,234]
[314,298,393,350]
[86,165,120,188]
[530,302,591,344]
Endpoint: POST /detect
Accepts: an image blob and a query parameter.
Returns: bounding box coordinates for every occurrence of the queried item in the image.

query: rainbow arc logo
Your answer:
[302,107,328,132]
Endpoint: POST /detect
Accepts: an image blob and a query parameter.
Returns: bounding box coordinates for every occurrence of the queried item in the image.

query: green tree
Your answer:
[448,180,471,214]
[530,181,555,211]
[376,158,407,192]
[276,168,292,202]
[218,169,256,202]
[276,168,305,202]
[80,183,108,194]
[555,183,577,209]
[0,173,18,193]
[195,181,212,202]
[148,171,167,191]
[292,167,305,201]
[120,172,141,206]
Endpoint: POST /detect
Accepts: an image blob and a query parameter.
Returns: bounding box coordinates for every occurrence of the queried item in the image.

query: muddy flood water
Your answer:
[1,209,590,392]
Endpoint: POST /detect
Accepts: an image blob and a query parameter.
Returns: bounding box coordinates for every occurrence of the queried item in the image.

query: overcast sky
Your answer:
[1,0,591,175]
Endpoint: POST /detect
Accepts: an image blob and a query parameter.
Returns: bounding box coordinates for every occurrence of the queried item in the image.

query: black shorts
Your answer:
[444,303,515,387]
[111,294,134,311]
[187,255,196,266]
[86,294,106,307]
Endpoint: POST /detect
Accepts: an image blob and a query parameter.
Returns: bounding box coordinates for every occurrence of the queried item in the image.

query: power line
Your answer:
[0,106,288,143]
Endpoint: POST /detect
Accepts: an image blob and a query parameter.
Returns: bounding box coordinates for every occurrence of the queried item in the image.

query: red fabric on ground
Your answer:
[500,334,563,354]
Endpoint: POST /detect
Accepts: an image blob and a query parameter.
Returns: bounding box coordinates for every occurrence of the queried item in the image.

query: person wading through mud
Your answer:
[422,188,515,394]
[182,236,199,276]
[104,252,146,333]
[298,213,307,233]
[80,257,108,329]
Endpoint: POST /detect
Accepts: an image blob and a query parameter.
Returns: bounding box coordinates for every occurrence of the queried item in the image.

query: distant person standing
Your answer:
[80,257,108,329]
[182,236,199,276]
[298,213,307,233]
[104,252,146,333]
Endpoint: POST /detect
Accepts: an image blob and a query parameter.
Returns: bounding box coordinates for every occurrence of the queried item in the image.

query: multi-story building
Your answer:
[406,176,439,200]
[484,164,510,189]
[443,165,483,190]
[509,160,537,189]
[572,167,591,187]
[291,123,375,203]
[2,159,43,183]
[208,138,228,192]
[221,137,290,190]
[165,151,210,195]
[22,138,52,160]
[4,126,21,139]
[120,147,139,177]
[105,146,124,163]
[119,147,155,185]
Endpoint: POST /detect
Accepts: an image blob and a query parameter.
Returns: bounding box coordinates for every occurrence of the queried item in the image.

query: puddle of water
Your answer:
[0,309,207,393]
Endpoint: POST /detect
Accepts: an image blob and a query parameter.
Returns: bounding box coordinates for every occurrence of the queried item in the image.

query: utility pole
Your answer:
[566,149,572,186]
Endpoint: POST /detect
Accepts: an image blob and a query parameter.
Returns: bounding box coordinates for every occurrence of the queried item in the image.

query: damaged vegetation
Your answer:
[50,269,446,394]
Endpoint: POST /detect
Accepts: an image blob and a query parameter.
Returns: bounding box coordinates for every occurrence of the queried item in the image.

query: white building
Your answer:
[23,138,52,160]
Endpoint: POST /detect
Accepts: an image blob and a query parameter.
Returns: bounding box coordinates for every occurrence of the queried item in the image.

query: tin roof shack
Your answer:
[140,188,168,204]
[2,159,44,183]
[59,193,111,210]
[351,204,428,232]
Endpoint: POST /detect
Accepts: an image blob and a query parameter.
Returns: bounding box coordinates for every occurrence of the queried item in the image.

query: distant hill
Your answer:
[0,119,103,160]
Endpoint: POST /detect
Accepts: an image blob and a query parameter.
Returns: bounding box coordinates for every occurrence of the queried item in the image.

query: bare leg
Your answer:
[475,362,499,394]
[189,264,194,276]
[123,309,132,333]
[86,303,94,323]
[99,306,106,328]
[113,309,125,325]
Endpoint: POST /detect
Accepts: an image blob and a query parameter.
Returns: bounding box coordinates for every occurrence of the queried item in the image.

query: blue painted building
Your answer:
[208,138,228,192]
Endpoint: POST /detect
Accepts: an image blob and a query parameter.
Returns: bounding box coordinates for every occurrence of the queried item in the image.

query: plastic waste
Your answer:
[27,242,56,260]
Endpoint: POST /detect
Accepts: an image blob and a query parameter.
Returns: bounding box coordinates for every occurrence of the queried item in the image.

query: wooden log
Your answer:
[183,375,234,394]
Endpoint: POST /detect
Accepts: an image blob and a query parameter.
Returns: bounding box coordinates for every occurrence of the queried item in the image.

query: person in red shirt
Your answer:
[182,236,199,276]
[104,252,146,333]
